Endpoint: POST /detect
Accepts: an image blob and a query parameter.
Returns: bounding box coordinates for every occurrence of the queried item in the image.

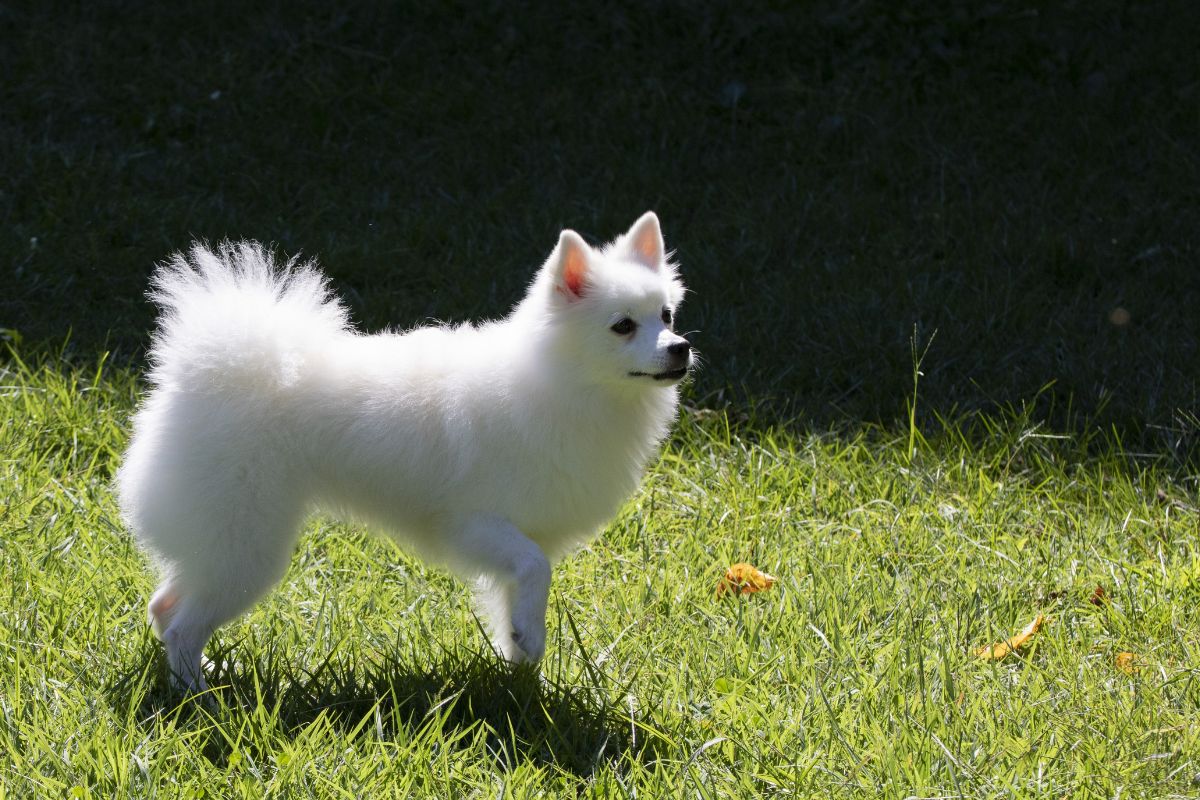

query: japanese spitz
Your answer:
[116,213,692,690]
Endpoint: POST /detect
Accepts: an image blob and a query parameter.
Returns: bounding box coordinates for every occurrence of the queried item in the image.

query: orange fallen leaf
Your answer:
[1115,652,1141,674]
[1088,585,1107,606]
[717,563,776,597]
[977,614,1045,660]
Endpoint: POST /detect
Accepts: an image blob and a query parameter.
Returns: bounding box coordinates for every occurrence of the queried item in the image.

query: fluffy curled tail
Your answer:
[146,241,349,393]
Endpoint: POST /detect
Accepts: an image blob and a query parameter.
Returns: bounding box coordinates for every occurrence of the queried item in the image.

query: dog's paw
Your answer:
[508,621,546,664]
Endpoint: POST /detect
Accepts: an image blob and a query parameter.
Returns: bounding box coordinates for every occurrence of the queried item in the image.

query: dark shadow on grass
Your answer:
[110,635,669,777]
[680,380,1200,474]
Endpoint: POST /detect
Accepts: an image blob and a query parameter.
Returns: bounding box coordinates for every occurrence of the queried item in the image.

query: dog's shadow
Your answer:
[112,636,667,776]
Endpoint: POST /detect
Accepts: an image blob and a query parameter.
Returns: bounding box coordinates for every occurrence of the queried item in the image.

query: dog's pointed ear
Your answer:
[619,211,665,271]
[551,229,591,300]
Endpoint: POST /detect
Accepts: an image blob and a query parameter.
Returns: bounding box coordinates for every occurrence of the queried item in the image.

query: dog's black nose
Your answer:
[667,340,691,357]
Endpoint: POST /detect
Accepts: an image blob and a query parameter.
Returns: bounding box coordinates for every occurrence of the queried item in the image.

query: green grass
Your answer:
[2,1,1199,796]
[2,345,1197,797]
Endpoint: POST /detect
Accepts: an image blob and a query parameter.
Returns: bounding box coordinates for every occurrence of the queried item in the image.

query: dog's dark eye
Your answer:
[610,317,637,335]
[661,307,673,327]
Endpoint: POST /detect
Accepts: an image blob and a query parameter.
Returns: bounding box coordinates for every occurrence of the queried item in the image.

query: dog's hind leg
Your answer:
[455,514,551,664]
[158,598,215,692]
[153,550,295,692]
[148,509,305,692]
[148,580,214,691]
[147,580,210,691]
[148,580,182,639]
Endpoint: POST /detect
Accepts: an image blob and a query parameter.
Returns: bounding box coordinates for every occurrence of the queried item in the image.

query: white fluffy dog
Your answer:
[116,213,692,690]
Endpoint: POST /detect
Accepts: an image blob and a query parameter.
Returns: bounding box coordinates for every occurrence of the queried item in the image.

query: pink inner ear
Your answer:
[563,245,587,297]
[634,225,662,268]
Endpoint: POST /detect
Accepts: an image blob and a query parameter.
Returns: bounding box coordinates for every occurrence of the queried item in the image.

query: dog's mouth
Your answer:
[629,367,690,382]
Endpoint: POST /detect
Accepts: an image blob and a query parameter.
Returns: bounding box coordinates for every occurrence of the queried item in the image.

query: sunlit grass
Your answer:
[3,1,1198,795]
[2,345,1197,797]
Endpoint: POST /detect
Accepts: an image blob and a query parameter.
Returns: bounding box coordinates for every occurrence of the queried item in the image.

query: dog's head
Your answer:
[533,212,692,387]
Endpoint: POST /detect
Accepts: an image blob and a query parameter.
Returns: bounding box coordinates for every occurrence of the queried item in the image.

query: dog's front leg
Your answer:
[454,514,551,664]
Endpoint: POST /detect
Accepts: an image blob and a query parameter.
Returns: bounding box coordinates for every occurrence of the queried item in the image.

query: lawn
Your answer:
[3,346,1198,797]
[2,1,1198,797]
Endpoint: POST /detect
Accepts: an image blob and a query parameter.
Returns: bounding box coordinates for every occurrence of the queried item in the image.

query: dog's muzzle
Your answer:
[630,339,692,382]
